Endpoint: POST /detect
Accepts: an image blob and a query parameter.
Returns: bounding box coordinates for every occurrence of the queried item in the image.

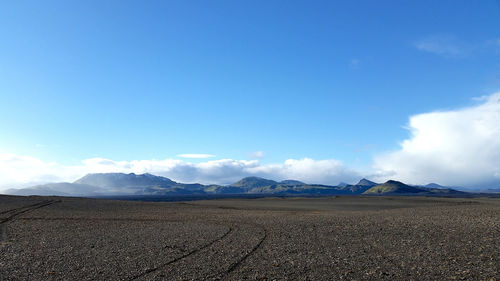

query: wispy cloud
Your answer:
[177,154,216,159]
[414,35,465,58]
[0,155,360,191]
[415,35,500,58]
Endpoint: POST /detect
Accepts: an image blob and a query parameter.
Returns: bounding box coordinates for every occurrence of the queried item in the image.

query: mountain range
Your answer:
[3,172,471,197]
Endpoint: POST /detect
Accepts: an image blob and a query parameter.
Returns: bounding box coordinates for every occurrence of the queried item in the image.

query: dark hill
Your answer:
[362,180,465,195]
[231,177,278,189]
[280,180,306,185]
[364,180,427,194]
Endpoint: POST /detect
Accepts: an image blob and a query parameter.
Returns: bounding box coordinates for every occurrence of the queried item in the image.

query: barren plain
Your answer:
[1,195,499,280]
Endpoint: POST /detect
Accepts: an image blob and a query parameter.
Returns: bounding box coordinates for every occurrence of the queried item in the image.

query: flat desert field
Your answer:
[1,195,499,280]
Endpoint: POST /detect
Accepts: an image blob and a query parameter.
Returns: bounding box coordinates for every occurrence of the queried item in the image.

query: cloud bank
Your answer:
[373,92,500,188]
[0,155,360,192]
[3,92,500,192]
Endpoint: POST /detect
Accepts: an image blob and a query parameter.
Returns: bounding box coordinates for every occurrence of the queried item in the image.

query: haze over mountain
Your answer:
[75,173,177,189]
[4,173,469,197]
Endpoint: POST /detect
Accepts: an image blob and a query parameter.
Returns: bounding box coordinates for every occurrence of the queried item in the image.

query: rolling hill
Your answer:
[337,178,378,193]
[363,180,466,195]
[3,173,467,197]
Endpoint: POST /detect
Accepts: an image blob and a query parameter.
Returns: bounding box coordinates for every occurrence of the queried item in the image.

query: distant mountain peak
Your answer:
[280,179,306,185]
[231,177,278,188]
[356,178,377,187]
[425,183,443,188]
[385,180,403,184]
[242,176,266,180]
[74,172,176,188]
[364,180,422,194]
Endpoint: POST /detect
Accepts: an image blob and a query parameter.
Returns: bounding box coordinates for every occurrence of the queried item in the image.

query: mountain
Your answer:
[4,173,209,196]
[73,173,210,195]
[3,173,469,197]
[245,184,340,195]
[204,185,246,194]
[480,188,500,193]
[364,180,427,194]
[422,183,473,193]
[75,173,177,188]
[230,177,278,189]
[425,183,444,188]
[4,182,102,196]
[356,178,377,187]
[280,180,306,185]
[228,177,354,195]
[337,178,378,194]
[364,180,465,195]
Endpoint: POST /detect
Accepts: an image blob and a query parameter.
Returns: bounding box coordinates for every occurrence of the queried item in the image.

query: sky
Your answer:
[1,1,500,191]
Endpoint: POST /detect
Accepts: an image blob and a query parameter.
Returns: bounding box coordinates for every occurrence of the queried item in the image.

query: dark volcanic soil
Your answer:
[0,195,499,280]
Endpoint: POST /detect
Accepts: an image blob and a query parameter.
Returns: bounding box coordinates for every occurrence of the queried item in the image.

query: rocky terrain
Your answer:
[1,195,499,280]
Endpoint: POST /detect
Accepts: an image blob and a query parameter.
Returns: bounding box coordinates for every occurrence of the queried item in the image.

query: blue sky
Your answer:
[1,1,500,189]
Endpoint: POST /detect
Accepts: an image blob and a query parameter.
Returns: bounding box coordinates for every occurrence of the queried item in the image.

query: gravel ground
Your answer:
[0,195,498,280]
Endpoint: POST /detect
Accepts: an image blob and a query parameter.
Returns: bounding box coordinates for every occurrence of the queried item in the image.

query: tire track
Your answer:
[17,217,185,222]
[204,223,268,280]
[224,226,267,275]
[0,200,59,224]
[129,226,233,281]
[0,200,57,215]
[2,201,267,280]
[0,200,60,242]
[14,216,267,280]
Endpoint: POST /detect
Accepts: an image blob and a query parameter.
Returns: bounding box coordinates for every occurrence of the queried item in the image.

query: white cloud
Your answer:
[249,151,264,159]
[0,153,62,186]
[249,158,359,185]
[177,154,216,159]
[415,35,465,57]
[373,92,500,188]
[6,92,500,192]
[0,155,359,192]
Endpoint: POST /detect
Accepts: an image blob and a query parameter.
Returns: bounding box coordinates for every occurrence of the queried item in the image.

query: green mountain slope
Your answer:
[230,177,278,189]
[364,180,432,194]
[6,173,468,197]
